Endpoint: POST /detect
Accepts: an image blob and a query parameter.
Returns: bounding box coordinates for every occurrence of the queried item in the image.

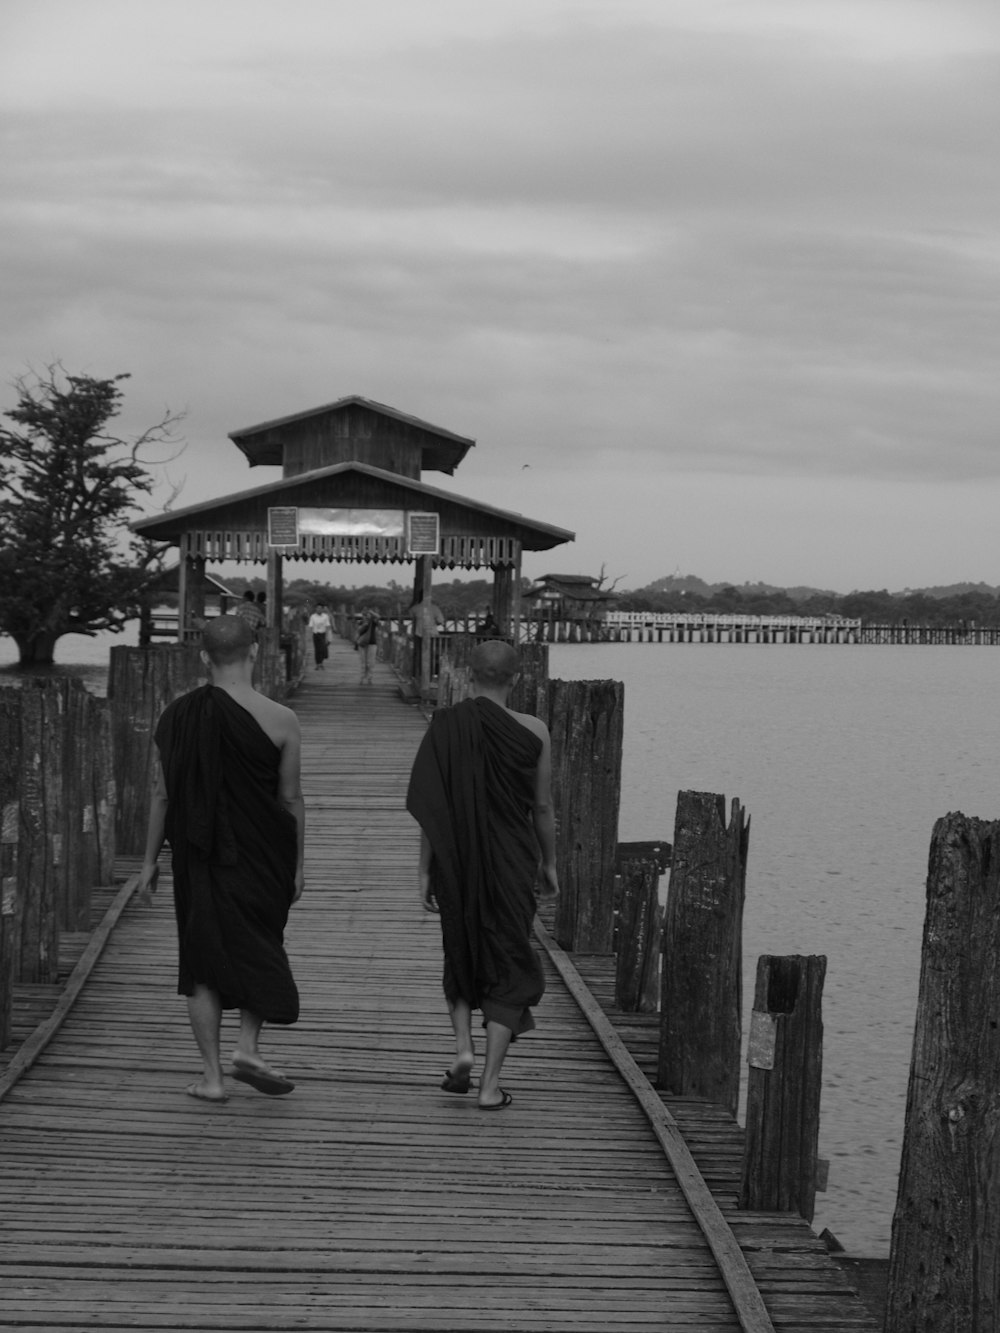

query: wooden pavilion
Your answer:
[132,396,574,682]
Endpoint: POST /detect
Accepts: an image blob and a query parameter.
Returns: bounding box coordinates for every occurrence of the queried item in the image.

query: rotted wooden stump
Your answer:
[658,790,749,1116]
[739,953,826,1222]
[886,812,1000,1333]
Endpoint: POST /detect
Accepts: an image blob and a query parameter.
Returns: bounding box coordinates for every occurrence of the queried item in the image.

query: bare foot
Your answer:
[231,1051,295,1095]
[185,1080,228,1103]
[441,1050,474,1093]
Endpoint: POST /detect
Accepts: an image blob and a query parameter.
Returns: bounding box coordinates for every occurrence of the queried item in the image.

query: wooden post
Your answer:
[509,642,549,718]
[0,691,20,1049]
[739,953,826,1221]
[17,686,58,982]
[658,790,748,1115]
[885,812,1000,1331]
[418,555,433,699]
[615,856,663,1012]
[548,678,624,953]
[108,643,206,857]
[266,549,283,631]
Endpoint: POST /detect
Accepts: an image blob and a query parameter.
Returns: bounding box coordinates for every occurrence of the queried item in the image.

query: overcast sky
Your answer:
[2,0,998,592]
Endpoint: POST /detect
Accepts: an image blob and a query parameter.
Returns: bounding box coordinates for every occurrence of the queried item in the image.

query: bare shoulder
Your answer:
[233,689,300,748]
[505,708,549,743]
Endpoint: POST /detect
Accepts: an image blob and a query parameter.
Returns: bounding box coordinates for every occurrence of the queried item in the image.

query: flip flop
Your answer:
[478,1090,513,1111]
[441,1068,472,1095]
[231,1059,295,1096]
[185,1082,229,1103]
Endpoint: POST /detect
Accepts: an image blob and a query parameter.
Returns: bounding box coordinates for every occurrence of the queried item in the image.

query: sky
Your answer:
[2,0,999,593]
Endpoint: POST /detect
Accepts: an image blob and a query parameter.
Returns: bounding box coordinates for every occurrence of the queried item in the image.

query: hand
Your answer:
[292,867,305,903]
[537,864,559,900]
[419,872,439,914]
[137,862,160,906]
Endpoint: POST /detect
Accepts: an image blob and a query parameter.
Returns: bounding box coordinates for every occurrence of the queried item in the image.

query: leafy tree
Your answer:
[0,366,182,665]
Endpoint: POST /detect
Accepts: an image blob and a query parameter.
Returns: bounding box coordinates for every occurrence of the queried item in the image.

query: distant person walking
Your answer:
[308,602,332,670]
[354,606,380,684]
[407,593,444,682]
[234,589,265,637]
[406,639,559,1110]
[138,615,305,1102]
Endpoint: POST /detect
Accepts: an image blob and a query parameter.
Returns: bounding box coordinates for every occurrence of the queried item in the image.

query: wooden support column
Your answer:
[266,549,283,631]
[492,563,514,639]
[177,540,205,641]
[739,954,826,1221]
[658,790,748,1115]
[418,555,433,699]
[175,543,189,643]
[885,812,1000,1332]
[510,544,523,643]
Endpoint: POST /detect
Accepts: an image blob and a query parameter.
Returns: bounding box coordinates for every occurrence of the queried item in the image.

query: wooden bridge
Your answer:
[0,641,879,1332]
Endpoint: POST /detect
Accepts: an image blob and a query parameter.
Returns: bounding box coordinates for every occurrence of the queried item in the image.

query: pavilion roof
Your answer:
[132,460,574,553]
[228,395,475,473]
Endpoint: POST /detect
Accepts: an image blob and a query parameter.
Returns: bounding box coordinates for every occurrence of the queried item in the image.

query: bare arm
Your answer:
[532,727,559,898]
[138,759,168,901]
[278,714,306,902]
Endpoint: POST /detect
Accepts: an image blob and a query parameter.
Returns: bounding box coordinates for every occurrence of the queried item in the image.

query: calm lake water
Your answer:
[4,629,991,1255]
[551,641,1000,1257]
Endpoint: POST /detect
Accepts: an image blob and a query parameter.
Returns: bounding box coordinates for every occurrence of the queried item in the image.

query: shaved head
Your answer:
[470,639,519,688]
[202,614,254,666]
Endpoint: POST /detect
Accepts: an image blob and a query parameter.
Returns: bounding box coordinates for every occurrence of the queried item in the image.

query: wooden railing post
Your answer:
[739,953,826,1221]
[658,790,748,1114]
[548,678,624,953]
[885,812,1000,1331]
[0,691,20,1049]
[614,856,662,1012]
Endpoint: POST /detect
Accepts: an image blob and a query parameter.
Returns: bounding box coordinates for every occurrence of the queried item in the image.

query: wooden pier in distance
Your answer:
[0,640,879,1332]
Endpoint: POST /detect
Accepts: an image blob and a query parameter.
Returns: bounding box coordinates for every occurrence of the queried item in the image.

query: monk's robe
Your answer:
[154,685,299,1024]
[406,696,545,1036]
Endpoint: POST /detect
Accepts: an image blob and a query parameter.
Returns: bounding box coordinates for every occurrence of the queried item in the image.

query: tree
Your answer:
[0,366,183,665]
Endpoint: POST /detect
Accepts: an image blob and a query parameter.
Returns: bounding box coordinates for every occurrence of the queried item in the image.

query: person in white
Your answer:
[307,602,333,670]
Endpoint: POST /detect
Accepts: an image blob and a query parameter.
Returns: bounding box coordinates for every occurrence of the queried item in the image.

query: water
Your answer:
[551,642,1000,1256]
[4,628,991,1254]
[0,626,138,695]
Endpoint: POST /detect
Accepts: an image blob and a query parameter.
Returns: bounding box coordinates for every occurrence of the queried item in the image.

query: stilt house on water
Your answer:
[132,396,574,687]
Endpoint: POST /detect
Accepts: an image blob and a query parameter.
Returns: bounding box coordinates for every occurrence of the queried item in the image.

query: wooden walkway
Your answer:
[0,641,879,1332]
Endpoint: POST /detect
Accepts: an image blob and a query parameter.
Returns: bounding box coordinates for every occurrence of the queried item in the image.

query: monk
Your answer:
[138,615,305,1103]
[406,639,559,1109]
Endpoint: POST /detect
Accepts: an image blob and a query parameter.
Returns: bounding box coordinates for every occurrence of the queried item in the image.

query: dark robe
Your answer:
[154,685,299,1024]
[406,696,545,1035]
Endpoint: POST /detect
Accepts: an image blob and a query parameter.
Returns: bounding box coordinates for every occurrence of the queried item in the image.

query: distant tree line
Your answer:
[615,585,1000,627]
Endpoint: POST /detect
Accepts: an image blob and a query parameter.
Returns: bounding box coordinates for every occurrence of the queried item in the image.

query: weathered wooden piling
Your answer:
[614,855,662,1012]
[509,642,549,718]
[0,680,117,1000]
[0,692,19,1048]
[739,953,826,1221]
[885,812,1000,1332]
[108,643,207,857]
[548,678,624,953]
[658,790,748,1115]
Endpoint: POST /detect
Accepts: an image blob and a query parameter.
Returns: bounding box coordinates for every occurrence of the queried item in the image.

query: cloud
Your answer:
[0,0,998,590]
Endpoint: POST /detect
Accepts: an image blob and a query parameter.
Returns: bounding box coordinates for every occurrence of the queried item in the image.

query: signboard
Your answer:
[267,507,299,547]
[407,512,440,556]
[297,508,405,537]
